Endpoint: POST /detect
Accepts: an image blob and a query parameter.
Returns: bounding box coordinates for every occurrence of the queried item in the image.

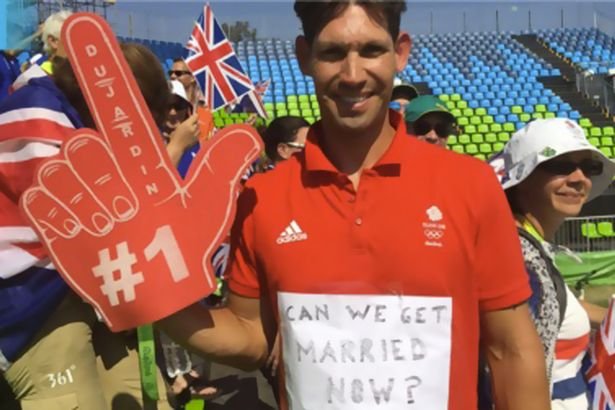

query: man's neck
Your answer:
[515,212,563,242]
[319,111,397,189]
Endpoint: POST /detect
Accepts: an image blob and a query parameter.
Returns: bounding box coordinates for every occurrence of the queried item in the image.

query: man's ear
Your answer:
[394,32,412,73]
[296,35,311,76]
[277,142,290,160]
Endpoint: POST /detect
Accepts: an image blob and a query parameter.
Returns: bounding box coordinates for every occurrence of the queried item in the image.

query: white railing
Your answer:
[554,214,615,252]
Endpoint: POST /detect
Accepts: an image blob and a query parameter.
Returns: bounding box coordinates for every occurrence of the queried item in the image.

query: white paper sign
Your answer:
[278,293,453,410]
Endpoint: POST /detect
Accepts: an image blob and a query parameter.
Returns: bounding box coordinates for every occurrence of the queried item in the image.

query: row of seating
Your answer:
[582,221,615,239]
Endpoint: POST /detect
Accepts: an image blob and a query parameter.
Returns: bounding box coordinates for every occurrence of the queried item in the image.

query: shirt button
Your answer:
[355,217,363,226]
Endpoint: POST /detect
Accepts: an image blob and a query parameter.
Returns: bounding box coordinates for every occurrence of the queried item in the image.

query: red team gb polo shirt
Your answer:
[228,114,530,410]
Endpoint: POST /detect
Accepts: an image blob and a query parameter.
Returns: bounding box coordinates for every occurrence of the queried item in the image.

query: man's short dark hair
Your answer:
[262,116,310,162]
[294,0,407,45]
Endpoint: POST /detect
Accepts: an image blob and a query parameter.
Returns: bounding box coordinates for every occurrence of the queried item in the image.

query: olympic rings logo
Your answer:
[424,229,444,240]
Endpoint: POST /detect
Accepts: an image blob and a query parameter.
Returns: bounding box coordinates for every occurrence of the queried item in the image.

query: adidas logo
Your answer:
[276,220,308,244]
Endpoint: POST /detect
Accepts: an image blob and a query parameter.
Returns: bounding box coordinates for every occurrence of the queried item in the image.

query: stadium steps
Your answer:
[513,34,576,81]
[539,76,612,126]
[412,82,433,96]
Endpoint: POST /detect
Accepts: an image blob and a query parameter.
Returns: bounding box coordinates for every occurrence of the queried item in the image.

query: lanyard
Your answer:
[522,219,545,243]
[137,324,159,401]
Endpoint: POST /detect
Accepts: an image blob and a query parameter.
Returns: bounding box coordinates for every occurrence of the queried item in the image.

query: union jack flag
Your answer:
[184,4,255,113]
[586,297,615,409]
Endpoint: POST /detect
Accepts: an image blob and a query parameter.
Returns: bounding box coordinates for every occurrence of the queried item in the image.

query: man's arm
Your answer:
[157,292,268,371]
[481,303,550,410]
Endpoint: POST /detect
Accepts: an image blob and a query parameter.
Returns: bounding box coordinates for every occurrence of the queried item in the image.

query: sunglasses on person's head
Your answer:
[409,117,458,139]
[168,70,191,77]
[539,158,603,177]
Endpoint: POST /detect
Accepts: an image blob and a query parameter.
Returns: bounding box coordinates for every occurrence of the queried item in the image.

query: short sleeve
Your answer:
[473,167,531,311]
[227,186,261,298]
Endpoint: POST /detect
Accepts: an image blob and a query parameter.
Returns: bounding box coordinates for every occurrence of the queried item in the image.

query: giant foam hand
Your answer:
[19,13,262,331]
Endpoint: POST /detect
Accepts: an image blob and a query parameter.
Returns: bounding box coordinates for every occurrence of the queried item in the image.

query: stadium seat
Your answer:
[600,147,613,157]
[458,134,471,144]
[581,222,601,239]
[597,222,615,237]
[590,127,603,137]
[603,127,615,137]
[465,144,478,154]
[589,137,600,147]
[485,133,497,143]
[498,132,510,142]
[479,143,492,154]
[601,137,614,146]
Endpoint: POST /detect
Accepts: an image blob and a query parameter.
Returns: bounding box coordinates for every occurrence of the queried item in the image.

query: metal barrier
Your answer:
[554,214,615,252]
[576,69,615,118]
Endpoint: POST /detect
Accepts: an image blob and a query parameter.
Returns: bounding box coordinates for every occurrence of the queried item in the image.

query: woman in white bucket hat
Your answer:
[491,117,615,410]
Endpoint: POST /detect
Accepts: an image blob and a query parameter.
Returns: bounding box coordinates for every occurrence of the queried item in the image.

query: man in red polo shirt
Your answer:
[161,1,550,409]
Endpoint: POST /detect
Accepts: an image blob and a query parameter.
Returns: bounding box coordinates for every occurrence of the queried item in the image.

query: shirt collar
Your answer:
[304,110,408,175]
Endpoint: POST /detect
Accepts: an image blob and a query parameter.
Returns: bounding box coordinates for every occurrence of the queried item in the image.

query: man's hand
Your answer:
[19,13,262,331]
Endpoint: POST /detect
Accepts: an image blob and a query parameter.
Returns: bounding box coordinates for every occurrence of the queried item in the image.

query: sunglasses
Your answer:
[168,70,191,77]
[285,142,305,149]
[389,102,408,111]
[409,118,458,139]
[539,158,603,177]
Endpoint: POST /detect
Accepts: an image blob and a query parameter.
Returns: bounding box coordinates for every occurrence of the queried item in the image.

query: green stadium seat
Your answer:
[474,154,486,160]
[465,144,478,154]
[448,135,457,145]
[224,118,234,126]
[461,108,472,117]
[465,125,477,134]
[471,134,484,144]
[503,123,515,132]
[511,106,522,114]
[451,145,464,154]
[588,137,600,147]
[535,105,546,113]
[600,147,613,157]
[439,95,450,102]
[493,142,504,151]
[477,124,489,134]
[275,102,286,111]
[603,127,615,137]
[300,102,311,110]
[277,109,288,117]
[287,102,298,110]
[479,143,492,154]
[470,116,481,125]
[457,101,468,109]
[451,109,462,117]
[598,222,615,237]
[305,116,316,124]
[214,118,224,128]
[532,113,544,119]
[457,117,469,126]
[519,113,531,122]
[498,132,510,142]
[266,110,274,118]
[298,95,309,102]
[458,134,471,144]
[544,112,556,119]
[289,109,301,116]
[313,109,321,117]
[475,108,487,116]
[310,94,318,102]
[485,133,497,143]
[582,222,601,239]
[579,118,592,128]
[601,137,614,146]
[264,102,274,111]
[490,123,503,133]
[302,108,313,117]
[483,116,494,125]
[311,101,320,109]
[451,94,461,102]
[590,127,602,137]
[446,101,456,110]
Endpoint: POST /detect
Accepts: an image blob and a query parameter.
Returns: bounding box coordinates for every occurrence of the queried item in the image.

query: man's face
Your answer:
[169,61,195,90]
[408,112,456,148]
[297,5,410,135]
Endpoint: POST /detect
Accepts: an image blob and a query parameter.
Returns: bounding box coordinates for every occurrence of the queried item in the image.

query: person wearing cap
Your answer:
[405,95,458,147]
[494,118,615,410]
[164,80,200,167]
[389,77,419,115]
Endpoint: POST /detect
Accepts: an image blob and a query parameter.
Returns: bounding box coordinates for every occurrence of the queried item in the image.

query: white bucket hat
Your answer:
[498,118,615,201]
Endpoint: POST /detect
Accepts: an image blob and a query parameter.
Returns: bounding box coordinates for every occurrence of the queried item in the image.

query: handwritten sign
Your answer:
[278,293,453,409]
[19,13,262,331]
